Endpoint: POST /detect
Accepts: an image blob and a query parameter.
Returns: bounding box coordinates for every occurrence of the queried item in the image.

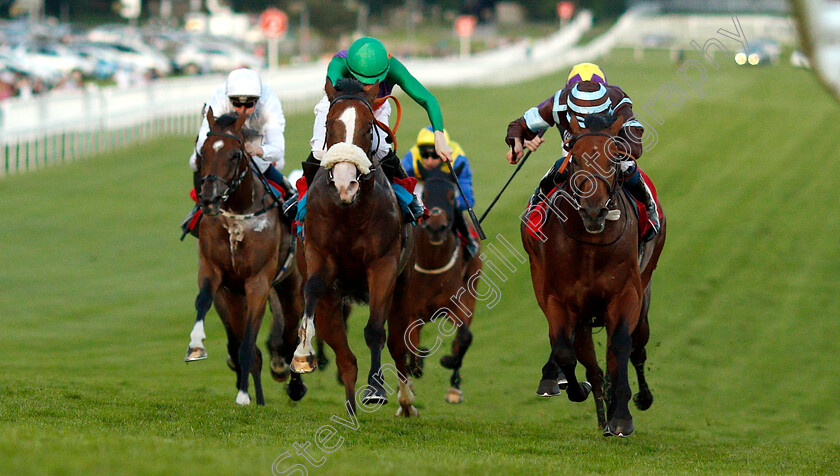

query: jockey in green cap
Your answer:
[290,36,452,223]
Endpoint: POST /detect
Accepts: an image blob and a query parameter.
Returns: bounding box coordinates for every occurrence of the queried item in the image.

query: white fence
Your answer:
[2,7,788,177]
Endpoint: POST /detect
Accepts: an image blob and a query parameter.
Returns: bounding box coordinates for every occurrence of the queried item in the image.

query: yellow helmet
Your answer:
[416,126,449,146]
[566,62,607,87]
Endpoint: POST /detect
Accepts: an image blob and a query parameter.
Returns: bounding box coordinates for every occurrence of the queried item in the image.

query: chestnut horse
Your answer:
[521,113,666,436]
[404,170,482,404]
[291,79,419,417]
[185,109,305,405]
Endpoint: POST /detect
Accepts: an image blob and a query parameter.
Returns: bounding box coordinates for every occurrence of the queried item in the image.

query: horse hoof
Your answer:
[184,347,207,362]
[440,354,458,370]
[445,387,464,404]
[235,390,251,406]
[290,355,317,374]
[536,379,562,397]
[270,359,291,383]
[286,381,308,402]
[603,418,635,438]
[360,387,388,406]
[396,405,419,417]
[226,355,236,372]
[633,391,654,411]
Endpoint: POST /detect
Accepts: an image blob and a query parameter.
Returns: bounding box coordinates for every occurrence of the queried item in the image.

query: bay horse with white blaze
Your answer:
[522,112,666,436]
[186,108,305,405]
[291,79,420,417]
[404,169,482,404]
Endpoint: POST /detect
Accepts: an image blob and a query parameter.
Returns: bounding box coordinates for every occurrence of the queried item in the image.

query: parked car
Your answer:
[173,41,263,75]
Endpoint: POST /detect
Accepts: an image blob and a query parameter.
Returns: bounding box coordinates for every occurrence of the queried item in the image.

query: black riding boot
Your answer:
[624,169,660,242]
[528,158,568,210]
[453,211,479,261]
[180,172,202,240]
[380,150,426,221]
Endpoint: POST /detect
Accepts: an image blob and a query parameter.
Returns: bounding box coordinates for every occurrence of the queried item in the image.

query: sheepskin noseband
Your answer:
[321,142,372,175]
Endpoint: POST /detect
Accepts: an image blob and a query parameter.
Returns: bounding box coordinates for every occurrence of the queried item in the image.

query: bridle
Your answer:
[562,131,623,211]
[326,93,391,173]
[556,131,630,246]
[198,131,250,215]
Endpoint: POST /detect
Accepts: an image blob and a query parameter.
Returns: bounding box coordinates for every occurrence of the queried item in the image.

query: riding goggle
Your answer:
[231,97,258,108]
[419,146,438,159]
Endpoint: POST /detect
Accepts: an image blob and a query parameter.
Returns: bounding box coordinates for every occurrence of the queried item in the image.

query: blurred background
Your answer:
[3,0,833,176]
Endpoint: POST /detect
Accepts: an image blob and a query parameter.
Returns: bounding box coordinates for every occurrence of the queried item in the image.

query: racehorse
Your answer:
[291,78,419,417]
[521,112,666,436]
[403,169,482,404]
[185,108,305,405]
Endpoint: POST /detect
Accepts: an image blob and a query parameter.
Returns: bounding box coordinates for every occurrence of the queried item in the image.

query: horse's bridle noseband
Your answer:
[327,93,384,171]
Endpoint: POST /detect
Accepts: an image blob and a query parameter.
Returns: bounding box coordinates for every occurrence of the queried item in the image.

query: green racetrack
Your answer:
[1,48,839,475]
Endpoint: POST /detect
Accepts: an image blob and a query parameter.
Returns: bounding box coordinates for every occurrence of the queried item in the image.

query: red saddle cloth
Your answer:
[524,169,662,241]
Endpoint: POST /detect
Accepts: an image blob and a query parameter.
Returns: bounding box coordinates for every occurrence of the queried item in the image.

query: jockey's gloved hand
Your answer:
[244,143,264,157]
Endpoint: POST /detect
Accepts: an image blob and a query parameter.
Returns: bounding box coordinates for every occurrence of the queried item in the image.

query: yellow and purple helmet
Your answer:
[566,62,607,88]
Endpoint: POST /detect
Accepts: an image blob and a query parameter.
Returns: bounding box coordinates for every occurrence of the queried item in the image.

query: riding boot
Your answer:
[302,151,321,185]
[380,149,427,221]
[453,211,479,261]
[624,168,660,242]
[528,157,568,211]
[180,172,203,240]
[262,164,286,200]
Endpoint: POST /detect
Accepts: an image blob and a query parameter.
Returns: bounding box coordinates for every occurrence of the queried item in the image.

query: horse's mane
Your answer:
[214,112,258,141]
[334,77,367,96]
[585,112,616,132]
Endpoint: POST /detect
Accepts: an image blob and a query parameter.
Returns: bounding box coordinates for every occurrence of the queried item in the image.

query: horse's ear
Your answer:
[609,114,625,136]
[206,106,215,129]
[325,79,337,101]
[234,109,248,131]
[569,114,582,135]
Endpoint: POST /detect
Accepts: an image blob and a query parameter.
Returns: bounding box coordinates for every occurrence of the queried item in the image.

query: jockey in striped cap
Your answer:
[505,62,660,241]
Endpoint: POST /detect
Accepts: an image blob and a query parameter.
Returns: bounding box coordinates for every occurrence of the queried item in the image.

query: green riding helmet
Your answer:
[346,37,390,84]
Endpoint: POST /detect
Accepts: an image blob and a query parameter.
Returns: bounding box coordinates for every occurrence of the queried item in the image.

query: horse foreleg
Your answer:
[545,298,592,403]
[316,291,358,414]
[631,285,654,411]
[387,309,419,417]
[604,317,636,437]
[442,324,472,404]
[362,258,399,405]
[574,325,606,429]
[236,277,271,406]
[186,278,214,362]
[265,288,289,382]
[291,274,329,374]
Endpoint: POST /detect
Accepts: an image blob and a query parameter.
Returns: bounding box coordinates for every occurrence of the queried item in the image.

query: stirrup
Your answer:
[282,193,299,220]
[641,212,660,243]
[180,204,201,241]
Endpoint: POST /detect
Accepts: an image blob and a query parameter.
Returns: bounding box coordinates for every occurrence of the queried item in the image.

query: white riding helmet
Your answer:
[225,68,262,99]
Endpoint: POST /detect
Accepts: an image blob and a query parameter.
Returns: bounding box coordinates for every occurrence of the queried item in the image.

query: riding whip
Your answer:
[448,163,487,241]
[479,130,547,224]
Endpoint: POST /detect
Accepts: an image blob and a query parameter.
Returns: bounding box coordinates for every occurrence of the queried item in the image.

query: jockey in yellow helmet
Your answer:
[403,126,479,260]
[504,62,660,241]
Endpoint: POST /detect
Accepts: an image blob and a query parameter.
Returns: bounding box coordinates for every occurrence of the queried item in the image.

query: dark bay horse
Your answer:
[186,108,305,405]
[403,170,482,404]
[521,113,666,436]
[291,79,419,417]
